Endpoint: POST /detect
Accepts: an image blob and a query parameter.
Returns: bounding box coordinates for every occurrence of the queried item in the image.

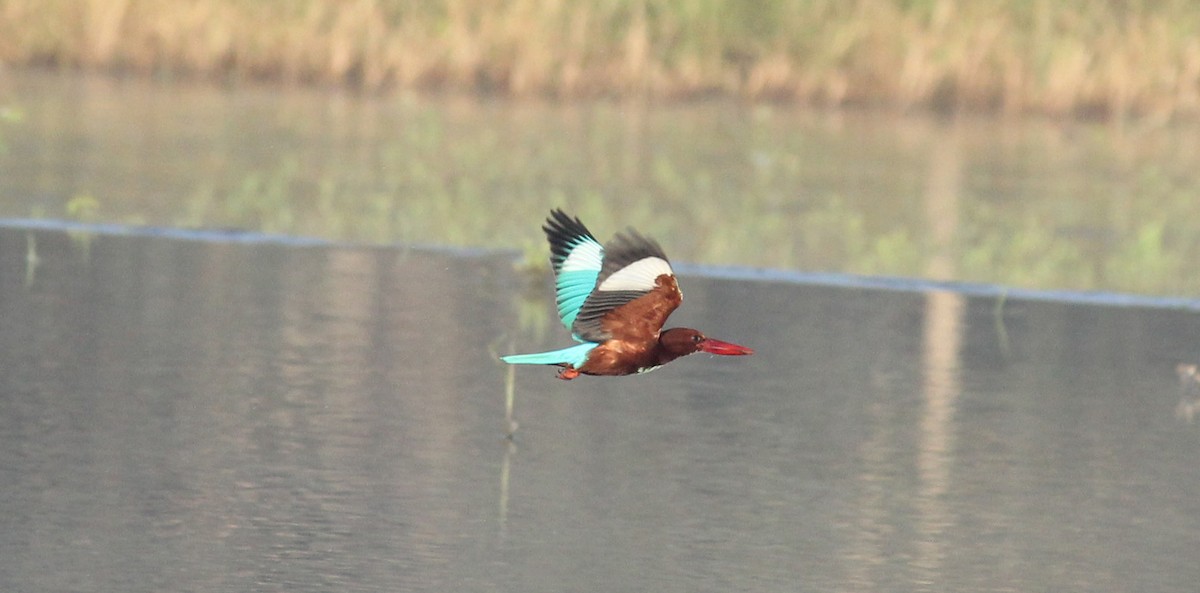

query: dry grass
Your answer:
[3,0,1200,118]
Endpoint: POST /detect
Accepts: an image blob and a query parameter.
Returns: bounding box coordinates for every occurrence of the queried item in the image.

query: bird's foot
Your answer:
[556,367,581,380]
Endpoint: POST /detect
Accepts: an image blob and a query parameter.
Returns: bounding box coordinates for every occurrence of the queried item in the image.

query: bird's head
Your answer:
[660,328,754,357]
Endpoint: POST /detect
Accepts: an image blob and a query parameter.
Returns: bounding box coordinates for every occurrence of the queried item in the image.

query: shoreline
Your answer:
[8,217,1200,312]
[2,1,1198,120]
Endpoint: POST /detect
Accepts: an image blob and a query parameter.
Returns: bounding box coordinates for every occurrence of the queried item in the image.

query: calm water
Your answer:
[3,224,1200,592]
[4,70,1200,295]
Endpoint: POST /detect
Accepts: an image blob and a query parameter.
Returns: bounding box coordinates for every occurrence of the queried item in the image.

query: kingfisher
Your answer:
[502,209,753,380]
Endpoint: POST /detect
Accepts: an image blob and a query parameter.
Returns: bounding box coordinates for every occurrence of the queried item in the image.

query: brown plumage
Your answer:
[504,209,753,380]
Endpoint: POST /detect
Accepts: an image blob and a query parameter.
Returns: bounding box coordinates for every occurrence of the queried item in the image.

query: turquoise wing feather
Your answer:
[543,210,604,336]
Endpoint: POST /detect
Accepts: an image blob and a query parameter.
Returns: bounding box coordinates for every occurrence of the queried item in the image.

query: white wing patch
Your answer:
[597,256,673,292]
[560,241,603,272]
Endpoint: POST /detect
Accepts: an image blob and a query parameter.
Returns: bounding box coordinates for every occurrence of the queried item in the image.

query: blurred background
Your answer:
[7,5,1200,592]
[2,0,1200,295]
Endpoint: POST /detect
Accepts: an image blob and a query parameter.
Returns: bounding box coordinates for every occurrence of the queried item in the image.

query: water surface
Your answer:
[2,224,1199,592]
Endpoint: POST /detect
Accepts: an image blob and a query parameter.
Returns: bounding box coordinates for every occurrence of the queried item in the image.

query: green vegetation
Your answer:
[154,112,1200,296]
[4,72,1199,298]
[4,93,1194,297]
[4,0,1200,118]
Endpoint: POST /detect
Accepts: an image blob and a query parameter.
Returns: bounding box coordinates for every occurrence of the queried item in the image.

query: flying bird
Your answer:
[502,209,753,380]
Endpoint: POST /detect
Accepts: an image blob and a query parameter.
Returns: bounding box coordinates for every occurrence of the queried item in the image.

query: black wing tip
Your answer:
[607,227,669,263]
[543,209,592,238]
[542,209,597,265]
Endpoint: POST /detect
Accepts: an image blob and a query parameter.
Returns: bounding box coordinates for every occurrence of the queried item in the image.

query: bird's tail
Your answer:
[501,343,597,368]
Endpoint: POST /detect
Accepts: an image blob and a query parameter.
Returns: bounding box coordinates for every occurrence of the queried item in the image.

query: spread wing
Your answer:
[544,209,604,336]
[571,228,681,343]
[543,209,682,343]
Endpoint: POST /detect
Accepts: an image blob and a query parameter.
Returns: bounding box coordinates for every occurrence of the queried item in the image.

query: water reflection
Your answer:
[916,119,965,582]
[843,119,968,586]
[1175,364,1200,423]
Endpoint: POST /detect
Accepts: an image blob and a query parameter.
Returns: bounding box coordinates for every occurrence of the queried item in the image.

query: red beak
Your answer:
[699,338,754,356]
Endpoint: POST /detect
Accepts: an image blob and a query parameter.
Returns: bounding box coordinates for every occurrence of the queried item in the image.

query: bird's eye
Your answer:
[692,334,702,343]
